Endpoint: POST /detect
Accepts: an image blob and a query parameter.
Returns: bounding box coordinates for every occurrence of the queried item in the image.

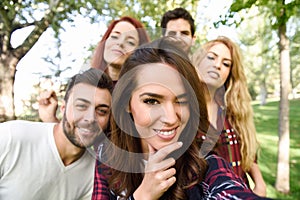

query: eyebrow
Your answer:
[76,98,110,109]
[139,92,188,99]
[208,51,232,62]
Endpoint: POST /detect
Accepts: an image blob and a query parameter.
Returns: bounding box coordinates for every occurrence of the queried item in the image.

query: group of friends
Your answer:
[0,7,269,200]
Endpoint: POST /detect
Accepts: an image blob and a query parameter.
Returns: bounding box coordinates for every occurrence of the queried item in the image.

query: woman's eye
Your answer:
[127,41,136,46]
[176,98,188,105]
[176,100,188,105]
[223,62,232,67]
[207,55,214,60]
[143,98,159,105]
[110,35,118,39]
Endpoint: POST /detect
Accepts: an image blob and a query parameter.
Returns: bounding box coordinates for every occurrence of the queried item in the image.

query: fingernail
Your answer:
[178,141,183,147]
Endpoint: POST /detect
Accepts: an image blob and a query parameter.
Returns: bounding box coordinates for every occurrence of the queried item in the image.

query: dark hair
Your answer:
[64,68,113,102]
[161,7,195,36]
[91,16,150,71]
[107,38,209,200]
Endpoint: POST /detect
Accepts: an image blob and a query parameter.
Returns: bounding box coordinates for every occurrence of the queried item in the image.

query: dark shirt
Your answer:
[92,154,268,199]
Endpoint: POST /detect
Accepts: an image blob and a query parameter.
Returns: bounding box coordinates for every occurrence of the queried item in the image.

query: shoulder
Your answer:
[0,120,53,130]
[205,154,233,174]
[202,154,269,199]
[0,120,55,144]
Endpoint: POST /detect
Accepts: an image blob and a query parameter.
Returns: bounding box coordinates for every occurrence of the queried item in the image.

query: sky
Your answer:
[12,0,235,115]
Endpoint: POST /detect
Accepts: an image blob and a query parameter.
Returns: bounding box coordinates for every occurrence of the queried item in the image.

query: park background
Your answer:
[0,0,299,199]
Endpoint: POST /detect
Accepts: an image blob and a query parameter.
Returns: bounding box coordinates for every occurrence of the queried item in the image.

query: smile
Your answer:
[77,127,99,136]
[156,129,175,136]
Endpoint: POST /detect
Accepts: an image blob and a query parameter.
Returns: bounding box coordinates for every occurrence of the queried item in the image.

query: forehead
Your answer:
[111,21,139,38]
[70,83,111,105]
[135,63,185,94]
[208,43,231,59]
[166,18,191,32]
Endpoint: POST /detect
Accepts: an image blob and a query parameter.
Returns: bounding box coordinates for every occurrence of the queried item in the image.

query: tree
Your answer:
[217,0,300,193]
[0,0,200,122]
[0,0,94,121]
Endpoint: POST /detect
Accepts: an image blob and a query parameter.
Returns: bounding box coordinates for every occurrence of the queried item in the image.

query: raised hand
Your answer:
[38,90,59,122]
[133,142,183,200]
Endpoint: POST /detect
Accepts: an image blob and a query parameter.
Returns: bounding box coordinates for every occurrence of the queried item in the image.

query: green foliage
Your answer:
[253,99,300,199]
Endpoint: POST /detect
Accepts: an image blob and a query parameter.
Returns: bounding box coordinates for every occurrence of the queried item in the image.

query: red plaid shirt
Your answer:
[92,154,268,199]
[197,103,252,187]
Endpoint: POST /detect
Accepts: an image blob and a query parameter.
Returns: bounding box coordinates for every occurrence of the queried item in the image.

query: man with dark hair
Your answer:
[161,7,196,54]
[0,68,113,200]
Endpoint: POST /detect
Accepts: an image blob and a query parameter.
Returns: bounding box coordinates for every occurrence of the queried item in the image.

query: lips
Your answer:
[111,49,125,56]
[77,126,99,137]
[154,127,178,140]
[207,71,220,79]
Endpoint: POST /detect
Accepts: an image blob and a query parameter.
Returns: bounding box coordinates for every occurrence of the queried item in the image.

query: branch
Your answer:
[12,0,64,60]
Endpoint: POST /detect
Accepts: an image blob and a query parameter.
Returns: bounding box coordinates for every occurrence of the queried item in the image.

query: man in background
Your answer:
[161,7,196,55]
[0,68,113,200]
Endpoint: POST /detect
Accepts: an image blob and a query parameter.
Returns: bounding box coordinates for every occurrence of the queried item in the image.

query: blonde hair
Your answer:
[192,36,258,171]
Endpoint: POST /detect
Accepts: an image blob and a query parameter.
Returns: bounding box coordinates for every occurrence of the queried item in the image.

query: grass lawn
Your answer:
[252,98,300,199]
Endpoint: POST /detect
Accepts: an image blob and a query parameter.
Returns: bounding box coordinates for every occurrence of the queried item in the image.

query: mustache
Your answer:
[76,121,101,132]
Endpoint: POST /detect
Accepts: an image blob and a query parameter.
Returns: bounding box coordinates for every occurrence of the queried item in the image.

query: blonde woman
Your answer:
[192,36,266,197]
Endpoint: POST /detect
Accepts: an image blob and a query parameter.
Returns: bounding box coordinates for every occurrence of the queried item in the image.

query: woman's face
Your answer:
[129,64,190,153]
[104,21,139,66]
[197,43,232,91]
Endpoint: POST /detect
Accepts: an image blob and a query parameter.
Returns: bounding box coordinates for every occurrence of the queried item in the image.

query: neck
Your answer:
[53,123,85,166]
[107,64,121,81]
[205,88,218,128]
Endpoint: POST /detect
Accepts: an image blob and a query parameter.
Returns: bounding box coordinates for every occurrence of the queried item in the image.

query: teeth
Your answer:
[157,129,175,136]
[78,128,91,133]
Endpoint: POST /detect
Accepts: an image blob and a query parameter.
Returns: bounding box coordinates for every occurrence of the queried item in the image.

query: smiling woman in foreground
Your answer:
[92,38,270,200]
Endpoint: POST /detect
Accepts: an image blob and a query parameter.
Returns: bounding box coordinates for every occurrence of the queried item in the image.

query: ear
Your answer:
[192,34,196,46]
[60,100,66,113]
[126,105,131,113]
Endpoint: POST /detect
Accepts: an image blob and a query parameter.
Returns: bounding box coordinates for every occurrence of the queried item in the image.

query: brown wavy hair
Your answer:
[106,38,209,199]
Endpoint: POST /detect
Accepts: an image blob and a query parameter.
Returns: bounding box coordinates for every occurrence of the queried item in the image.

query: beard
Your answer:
[62,112,102,148]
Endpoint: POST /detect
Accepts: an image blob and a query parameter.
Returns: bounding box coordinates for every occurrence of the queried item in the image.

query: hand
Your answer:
[38,90,59,122]
[252,182,266,197]
[133,142,183,200]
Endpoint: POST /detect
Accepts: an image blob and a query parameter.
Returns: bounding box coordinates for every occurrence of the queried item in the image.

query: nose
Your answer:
[117,36,125,48]
[83,107,96,123]
[214,58,222,70]
[160,103,178,125]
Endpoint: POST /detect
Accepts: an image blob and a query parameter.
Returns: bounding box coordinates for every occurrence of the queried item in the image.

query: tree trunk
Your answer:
[275,22,290,194]
[260,79,267,105]
[0,53,18,122]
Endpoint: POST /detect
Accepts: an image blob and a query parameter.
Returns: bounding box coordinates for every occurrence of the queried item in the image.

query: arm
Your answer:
[248,162,267,197]
[38,90,60,122]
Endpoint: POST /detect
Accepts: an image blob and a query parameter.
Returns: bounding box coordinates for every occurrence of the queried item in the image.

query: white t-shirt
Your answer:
[0,120,95,200]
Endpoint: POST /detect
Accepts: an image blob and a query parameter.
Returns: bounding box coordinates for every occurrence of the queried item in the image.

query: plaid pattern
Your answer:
[190,154,269,200]
[213,118,249,186]
[92,148,110,200]
[92,154,268,199]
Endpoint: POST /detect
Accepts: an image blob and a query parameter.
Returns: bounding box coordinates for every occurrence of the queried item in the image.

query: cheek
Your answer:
[130,104,153,128]
[65,106,78,123]
[221,68,231,82]
[198,60,208,71]
[182,106,190,122]
[97,116,110,131]
[129,96,157,129]
[125,45,138,53]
